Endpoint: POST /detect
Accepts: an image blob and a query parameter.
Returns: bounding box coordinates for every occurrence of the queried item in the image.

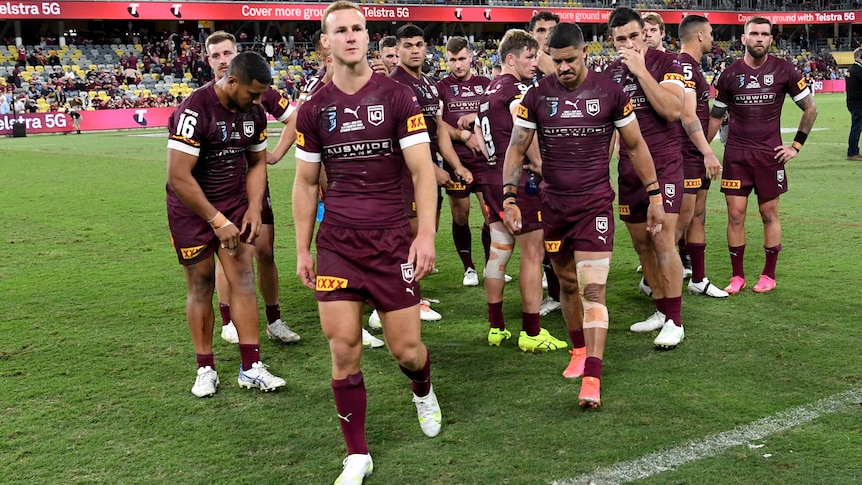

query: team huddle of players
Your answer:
[164,2,816,483]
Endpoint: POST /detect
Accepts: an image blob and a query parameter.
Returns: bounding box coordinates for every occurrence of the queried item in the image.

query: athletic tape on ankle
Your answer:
[485,228,515,279]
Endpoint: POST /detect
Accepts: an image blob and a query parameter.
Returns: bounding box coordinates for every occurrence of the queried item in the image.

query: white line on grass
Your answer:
[553,387,862,485]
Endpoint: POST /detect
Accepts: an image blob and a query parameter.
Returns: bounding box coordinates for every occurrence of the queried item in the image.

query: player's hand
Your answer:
[434,165,453,187]
[704,152,722,180]
[370,58,389,76]
[619,46,647,78]
[773,144,798,164]
[296,250,317,290]
[214,219,241,256]
[455,166,474,185]
[646,201,666,237]
[464,132,482,156]
[409,232,436,281]
[239,208,262,245]
[265,151,279,165]
[503,202,523,234]
[456,114,477,130]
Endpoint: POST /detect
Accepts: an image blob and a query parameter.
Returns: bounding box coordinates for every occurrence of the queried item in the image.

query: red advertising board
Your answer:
[0,107,175,135]
[0,1,857,25]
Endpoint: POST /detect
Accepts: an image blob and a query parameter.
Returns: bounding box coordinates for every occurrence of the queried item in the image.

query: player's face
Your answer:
[531,19,557,53]
[550,44,588,89]
[510,47,538,82]
[447,48,473,80]
[380,46,399,70]
[206,40,237,81]
[742,23,772,59]
[642,21,664,50]
[231,78,268,112]
[611,20,646,52]
[322,8,369,67]
[398,35,427,70]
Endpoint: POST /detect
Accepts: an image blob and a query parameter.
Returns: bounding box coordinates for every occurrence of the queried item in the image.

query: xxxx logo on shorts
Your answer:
[180,244,207,260]
[316,276,348,291]
[545,240,561,253]
[618,205,630,216]
[449,182,466,190]
[721,179,741,189]
[684,178,702,189]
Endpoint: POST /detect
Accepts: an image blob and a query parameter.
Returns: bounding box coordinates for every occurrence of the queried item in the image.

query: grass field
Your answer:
[1,93,861,484]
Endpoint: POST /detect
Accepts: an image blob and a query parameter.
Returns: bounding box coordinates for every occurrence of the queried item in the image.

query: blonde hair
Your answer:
[322,1,364,34]
[205,31,236,52]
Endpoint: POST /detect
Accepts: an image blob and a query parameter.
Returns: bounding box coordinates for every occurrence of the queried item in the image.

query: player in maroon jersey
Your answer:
[506,22,664,408]
[605,7,687,348]
[437,36,491,288]
[476,28,568,353]
[674,15,729,299]
[204,31,302,346]
[166,51,286,398]
[707,17,817,294]
[292,3,441,483]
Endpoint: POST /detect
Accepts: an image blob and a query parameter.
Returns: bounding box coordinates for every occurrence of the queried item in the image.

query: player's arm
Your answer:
[268,110,297,164]
[403,143,437,281]
[292,153,321,290]
[776,93,818,163]
[501,124,536,234]
[622,48,683,121]
[436,115,473,184]
[681,90,721,180]
[167,148,241,249]
[618,119,666,236]
[707,102,728,143]
[509,101,542,174]
[243,146,267,244]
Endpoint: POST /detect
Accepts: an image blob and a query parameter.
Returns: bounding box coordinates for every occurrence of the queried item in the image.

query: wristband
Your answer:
[647,188,661,197]
[793,130,808,147]
[649,194,663,205]
[791,141,803,152]
[502,192,517,201]
[208,211,231,230]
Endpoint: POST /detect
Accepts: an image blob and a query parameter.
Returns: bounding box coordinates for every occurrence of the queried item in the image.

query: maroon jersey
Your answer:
[261,86,293,122]
[515,71,635,197]
[389,66,441,154]
[604,48,685,156]
[678,51,711,160]
[166,82,268,211]
[714,55,808,152]
[299,66,327,102]
[478,73,532,185]
[437,73,490,176]
[294,73,430,229]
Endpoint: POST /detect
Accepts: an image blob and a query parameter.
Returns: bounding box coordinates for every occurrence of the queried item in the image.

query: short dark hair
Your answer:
[855,47,862,60]
[380,35,397,49]
[744,16,772,35]
[312,29,324,52]
[226,51,272,86]
[498,29,538,61]
[446,36,470,54]
[548,22,585,51]
[608,7,643,32]
[528,11,560,33]
[678,14,709,42]
[395,24,424,41]
[205,31,236,52]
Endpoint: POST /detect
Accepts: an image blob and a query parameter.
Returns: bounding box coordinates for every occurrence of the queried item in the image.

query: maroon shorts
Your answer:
[261,183,274,225]
[618,151,683,224]
[168,202,249,266]
[484,182,543,234]
[314,223,421,312]
[542,191,615,259]
[444,152,486,198]
[720,147,788,200]
[682,146,711,195]
[403,174,443,217]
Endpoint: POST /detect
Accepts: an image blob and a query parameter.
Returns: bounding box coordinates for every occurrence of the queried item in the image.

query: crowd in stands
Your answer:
[1,22,855,116]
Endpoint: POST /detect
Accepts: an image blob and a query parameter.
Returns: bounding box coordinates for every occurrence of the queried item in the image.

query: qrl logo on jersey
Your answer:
[368,105,385,126]
[316,276,348,291]
[586,99,600,116]
[595,216,608,234]
[243,121,255,137]
[764,74,774,86]
[544,240,561,253]
[401,263,415,284]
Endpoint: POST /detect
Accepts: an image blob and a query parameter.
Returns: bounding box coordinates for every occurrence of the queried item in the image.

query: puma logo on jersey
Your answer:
[344,106,360,118]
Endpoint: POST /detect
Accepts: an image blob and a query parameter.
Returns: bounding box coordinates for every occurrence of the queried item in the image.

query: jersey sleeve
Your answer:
[613,87,636,128]
[262,87,293,123]
[167,105,208,157]
[784,60,811,102]
[513,85,537,130]
[294,101,322,163]
[395,84,431,150]
[678,55,697,94]
[249,107,268,152]
[660,55,686,90]
[713,69,731,109]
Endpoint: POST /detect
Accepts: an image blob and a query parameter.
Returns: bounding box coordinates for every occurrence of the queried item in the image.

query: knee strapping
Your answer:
[577,258,610,329]
[486,228,515,279]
